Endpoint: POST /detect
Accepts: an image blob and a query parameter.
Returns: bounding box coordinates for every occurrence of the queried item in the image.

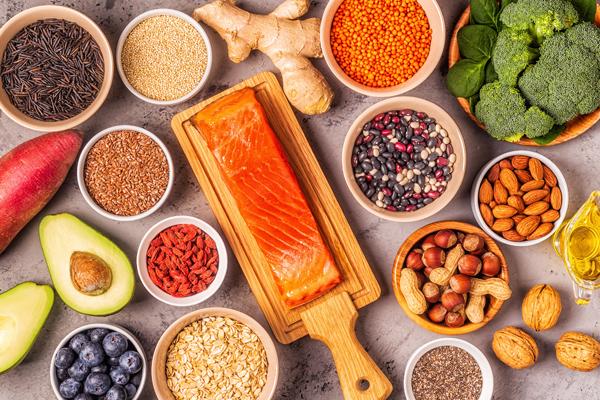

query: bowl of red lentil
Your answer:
[77,125,174,221]
[320,0,445,97]
[404,338,493,400]
[116,9,212,105]
[136,215,228,307]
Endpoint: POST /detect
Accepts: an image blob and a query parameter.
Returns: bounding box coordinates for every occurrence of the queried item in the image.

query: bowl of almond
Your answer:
[471,151,568,247]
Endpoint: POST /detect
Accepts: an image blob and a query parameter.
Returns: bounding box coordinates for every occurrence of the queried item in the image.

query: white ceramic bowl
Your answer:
[471,150,569,247]
[320,0,445,97]
[50,323,147,400]
[404,338,493,400]
[136,215,228,307]
[116,8,213,105]
[152,307,278,400]
[342,97,466,222]
[77,124,174,222]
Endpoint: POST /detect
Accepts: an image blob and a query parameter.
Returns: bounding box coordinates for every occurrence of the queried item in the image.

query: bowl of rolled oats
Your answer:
[152,307,279,400]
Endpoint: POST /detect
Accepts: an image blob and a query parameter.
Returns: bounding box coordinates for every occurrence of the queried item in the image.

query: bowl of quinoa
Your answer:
[77,125,174,221]
[116,9,212,105]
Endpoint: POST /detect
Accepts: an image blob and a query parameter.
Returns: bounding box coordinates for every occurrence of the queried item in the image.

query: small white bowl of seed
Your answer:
[404,338,493,400]
[116,9,213,105]
[77,125,174,221]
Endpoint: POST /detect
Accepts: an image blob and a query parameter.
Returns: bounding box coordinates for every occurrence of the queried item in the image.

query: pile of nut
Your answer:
[478,155,562,242]
[399,229,511,328]
[493,284,600,372]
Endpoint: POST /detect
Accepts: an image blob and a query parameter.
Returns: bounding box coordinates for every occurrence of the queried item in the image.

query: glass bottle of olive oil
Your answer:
[553,191,600,304]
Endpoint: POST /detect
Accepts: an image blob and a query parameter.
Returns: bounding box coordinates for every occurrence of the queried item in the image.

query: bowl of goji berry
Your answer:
[136,215,228,306]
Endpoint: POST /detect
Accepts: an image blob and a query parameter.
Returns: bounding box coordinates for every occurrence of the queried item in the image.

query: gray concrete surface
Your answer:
[1,1,599,399]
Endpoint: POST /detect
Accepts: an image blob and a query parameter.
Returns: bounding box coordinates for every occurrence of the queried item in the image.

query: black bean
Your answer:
[372,136,382,145]
[401,152,410,162]
[391,191,398,200]
[409,198,417,205]
[446,173,452,180]
[443,166,451,176]
[364,122,372,130]
[406,127,413,139]
[428,123,436,131]
[377,181,387,188]
[358,152,368,162]
[414,145,424,153]
[360,183,368,191]
[398,205,406,211]
[382,152,393,158]
[415,162,426,169]
[373,170,383,180]
[411,136,423,144]
[385,160,395,171]
[381,164,388,174]
[385,123,395,130]
[366,188,375,197]
[361,161,372,171]
[355,166,364,174]
[418,175,425,186]
[428,153,438,161]
[401,199,409,207]
[369,129,379,136]
[394,184,405,195]
[372,159,381,169]
[370,194,378,202]
[423,198,433,204]
[417,203,425,209]
[423,167,432,175]
[377,155,386,163]
[427,139,437,147]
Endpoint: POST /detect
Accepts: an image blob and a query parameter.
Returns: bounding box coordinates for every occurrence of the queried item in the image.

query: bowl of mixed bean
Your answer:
[342,96,466,222]
[136,215,228,307]
[320,0,445,97]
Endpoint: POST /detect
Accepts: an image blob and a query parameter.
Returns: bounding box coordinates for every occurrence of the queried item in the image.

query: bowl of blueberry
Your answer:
[50,323,146,400]
[342,96,466,222]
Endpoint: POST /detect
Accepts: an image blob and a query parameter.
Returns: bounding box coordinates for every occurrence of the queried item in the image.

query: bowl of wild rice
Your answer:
[404,338,493,400]
[77,125,174,222]
[152,308,279,400]
[116,9,213,105]
[0,5,113,131]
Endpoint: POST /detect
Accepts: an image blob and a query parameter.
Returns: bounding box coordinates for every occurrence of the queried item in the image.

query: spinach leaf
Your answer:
[469,94,480,113]
[532,124,565,145]
[447,59,487,98]
[570,0,596,22]
[485,60,498,83]
[458,25,497,61]
[470,0,499,30]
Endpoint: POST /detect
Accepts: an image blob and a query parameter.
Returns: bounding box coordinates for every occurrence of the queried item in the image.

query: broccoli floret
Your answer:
[493,29,539,86]
[524,106,555,138]
[500,0,579,44]
[475,82,554,141]
[519,23,600,124]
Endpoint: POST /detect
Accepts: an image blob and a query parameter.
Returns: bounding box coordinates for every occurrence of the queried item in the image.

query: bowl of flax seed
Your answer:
[404,338,493,400]
[77,125,174,221]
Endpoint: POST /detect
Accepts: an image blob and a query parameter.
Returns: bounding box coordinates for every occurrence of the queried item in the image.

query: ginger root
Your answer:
[193,0,334,115]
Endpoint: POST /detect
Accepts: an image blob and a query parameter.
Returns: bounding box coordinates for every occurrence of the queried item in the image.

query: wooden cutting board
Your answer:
[171,72,392,400]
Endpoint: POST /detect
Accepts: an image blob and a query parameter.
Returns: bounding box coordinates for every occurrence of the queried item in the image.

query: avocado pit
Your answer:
[70,251,112,296]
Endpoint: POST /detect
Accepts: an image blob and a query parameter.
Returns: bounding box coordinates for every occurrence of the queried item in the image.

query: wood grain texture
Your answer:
[391,221,510,335]
[448,5,600,146]
[171,72,390,399]
[301,292,392,400]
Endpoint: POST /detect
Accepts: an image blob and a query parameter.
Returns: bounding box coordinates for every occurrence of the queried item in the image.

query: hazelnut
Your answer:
[427,303,447,323]
[423,266,435,277]
[445,311,466,327]
[421,234,437,251]
[441,289,465,312]
[457,231,466,243]
[449,274,472,294]
[481,252,501,277]
[406,249,424,271]
[522,284,561,331]
[434,230,458,249]
[422,247,446,268]
[422,282,441,303]
[462,233,485,253]
[458,254,482,276]
[414,271,426,289]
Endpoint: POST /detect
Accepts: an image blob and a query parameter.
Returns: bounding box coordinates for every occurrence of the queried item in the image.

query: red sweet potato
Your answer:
[0,130,82,254]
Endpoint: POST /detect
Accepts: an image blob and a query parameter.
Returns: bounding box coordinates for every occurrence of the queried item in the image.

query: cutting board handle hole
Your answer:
[357,378,370,391]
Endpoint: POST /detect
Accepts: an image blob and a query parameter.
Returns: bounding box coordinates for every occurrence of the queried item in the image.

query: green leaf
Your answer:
[570,0,596,22]
[458,25,497,61]
[485,60,498,83]
[532,124,565,145]
[447,59,487,98]
[469,94,480,113]
[470,0,499,30]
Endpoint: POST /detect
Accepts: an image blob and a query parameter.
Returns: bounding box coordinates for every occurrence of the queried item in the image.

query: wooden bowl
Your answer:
[392,221,510,335]
[448,5,600,146]
[152,308,279,400]
[0,5,113,132]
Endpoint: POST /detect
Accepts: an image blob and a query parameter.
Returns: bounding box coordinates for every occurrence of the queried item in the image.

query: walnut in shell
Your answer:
[492,326,538,369]
[555,331,600,372]
[522,284,562,331]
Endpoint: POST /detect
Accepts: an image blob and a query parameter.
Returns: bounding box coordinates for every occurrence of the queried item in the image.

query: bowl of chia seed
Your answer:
[0,5,113,132]
[342,97,466,222]
[404,338,493,400]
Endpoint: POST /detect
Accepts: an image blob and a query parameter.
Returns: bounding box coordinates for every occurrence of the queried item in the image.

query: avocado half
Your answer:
[0,282,54,374]
[39,213,135,316]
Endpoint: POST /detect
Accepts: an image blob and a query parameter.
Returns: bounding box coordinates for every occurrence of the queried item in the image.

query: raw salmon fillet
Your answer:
[191,87,341,307]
